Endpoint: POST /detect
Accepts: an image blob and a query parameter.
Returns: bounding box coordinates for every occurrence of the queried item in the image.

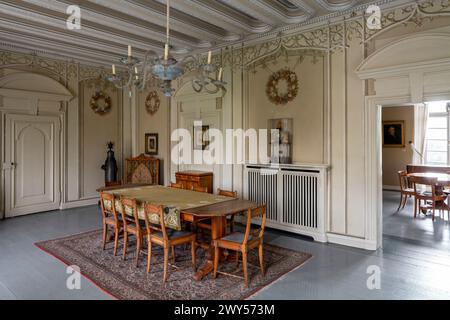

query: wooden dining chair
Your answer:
[100,192,123,256]
[219,189,238,233]
[213,205,266,288]
[195,188,237,236]
[409,176,447,221]
[143,203,197,282]
[190,185,208,193]
[397,170,415,211]
[120,197,148,266]
[170,182,185,189]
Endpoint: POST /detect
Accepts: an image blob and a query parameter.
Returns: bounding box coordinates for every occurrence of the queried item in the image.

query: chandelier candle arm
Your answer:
[106,0,225,97]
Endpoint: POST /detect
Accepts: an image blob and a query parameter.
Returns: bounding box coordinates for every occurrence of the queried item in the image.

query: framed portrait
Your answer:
[193,125,210,150]
[383,121,405,148]
[145,133,158,155]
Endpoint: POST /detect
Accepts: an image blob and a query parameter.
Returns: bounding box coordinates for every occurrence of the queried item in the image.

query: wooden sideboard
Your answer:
[175,171,213,194]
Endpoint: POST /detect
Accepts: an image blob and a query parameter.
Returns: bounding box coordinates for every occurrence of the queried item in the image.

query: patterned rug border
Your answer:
[34,230,120,300]
[34,230,312,300]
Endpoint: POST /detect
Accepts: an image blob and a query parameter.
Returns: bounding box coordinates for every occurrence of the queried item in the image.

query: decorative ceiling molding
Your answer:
[315,0,362,11]
[0,0,446,68]
[0,0,377,64]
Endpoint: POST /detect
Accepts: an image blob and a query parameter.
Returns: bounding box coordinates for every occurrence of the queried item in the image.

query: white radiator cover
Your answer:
[244,163,329,242]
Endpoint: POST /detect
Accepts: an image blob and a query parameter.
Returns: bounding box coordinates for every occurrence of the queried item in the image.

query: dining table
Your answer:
[407,172,450,185]
[100,184,259,281]
[407,172,450,214]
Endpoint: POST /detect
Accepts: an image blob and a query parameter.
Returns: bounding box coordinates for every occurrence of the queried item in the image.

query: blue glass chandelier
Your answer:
[107,0,226,97]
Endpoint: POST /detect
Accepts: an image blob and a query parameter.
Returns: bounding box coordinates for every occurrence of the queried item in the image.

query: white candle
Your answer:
[218,67,223,81]
[207,51,212,64]
[164,43,169,60]
[128,45,132,57]
[112,64,116,75]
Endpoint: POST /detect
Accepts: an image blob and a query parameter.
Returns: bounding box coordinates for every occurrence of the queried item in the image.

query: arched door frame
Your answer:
[357,33,450,248]
[0,72,72,218]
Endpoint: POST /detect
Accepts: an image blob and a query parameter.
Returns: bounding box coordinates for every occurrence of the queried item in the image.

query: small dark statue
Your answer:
[101,142,118,184]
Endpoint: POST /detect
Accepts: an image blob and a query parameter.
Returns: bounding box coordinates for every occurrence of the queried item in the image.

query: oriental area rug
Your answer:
[35,230,312,300]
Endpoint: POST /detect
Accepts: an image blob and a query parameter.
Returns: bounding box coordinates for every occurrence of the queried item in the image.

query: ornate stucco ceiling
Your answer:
[0,0,379,65]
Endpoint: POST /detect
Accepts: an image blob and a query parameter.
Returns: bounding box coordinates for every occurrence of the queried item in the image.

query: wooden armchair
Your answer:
[213,205,267,287]
[397,170,414,211]
[409,176,447,221]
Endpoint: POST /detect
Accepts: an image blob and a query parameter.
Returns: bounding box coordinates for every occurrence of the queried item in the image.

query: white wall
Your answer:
[1,1,450,251]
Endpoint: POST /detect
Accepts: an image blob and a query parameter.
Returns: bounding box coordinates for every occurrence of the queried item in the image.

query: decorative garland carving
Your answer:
[145,90,160,115]
[90,91,112,115]
[0,49,111,82]
[266,69,299,105]
[364,0,450,43]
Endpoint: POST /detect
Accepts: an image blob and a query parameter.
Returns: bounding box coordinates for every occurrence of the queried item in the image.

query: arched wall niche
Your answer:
[170,70,228,191]
[357,32,450,103]
[0,72,73,101]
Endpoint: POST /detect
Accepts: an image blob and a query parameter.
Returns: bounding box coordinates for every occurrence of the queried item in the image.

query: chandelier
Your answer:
[107,0,226,97]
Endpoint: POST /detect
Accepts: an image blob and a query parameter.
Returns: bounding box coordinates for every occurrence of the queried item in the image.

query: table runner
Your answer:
[103,185,234,230]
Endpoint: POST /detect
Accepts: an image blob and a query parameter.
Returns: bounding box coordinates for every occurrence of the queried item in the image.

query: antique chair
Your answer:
[397,170,414,211]
[120,197,148,266]
[169,182,185,189]
[125,154,159,185]
[410,176,447,221]
[100,192,123,256]
[190,185,208,193]
[196,189,238,234]
[143,203,197,282]
[213,205,267,288]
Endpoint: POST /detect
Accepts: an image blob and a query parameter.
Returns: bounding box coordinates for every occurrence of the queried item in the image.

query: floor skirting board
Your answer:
[383,185,400,191]
[60,198,98,210]
[327,233,377,250]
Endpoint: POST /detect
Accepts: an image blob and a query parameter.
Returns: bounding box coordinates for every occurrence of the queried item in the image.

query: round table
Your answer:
[407,172,450,215]
[407,172,450,185]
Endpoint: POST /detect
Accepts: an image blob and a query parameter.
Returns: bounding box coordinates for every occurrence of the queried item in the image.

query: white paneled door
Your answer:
[4,114,61,217]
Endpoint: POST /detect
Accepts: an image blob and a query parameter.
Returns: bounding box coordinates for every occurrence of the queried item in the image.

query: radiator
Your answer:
[244,164,328,242]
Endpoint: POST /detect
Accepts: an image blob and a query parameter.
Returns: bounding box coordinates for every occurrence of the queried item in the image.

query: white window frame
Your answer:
[425,102,450,166]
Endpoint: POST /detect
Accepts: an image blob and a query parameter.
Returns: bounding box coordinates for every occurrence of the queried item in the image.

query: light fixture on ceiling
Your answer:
[106,0,226,97]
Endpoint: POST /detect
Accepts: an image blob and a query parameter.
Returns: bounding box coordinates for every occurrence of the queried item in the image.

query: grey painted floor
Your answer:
[0,192,449,300]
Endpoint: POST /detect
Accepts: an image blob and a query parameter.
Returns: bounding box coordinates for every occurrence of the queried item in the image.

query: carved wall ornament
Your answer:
[266,69,299,105]
[90,91,112,115]
[145,90,160,115]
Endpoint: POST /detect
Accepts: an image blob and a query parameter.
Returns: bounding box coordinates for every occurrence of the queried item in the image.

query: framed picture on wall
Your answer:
[193,125,210,150]
[145,133,158,155]
[383,121,405,148]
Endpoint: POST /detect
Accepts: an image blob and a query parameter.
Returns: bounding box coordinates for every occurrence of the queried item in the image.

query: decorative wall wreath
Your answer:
[266,69,299,105]
[145,91,160,115]
[90,91,112,115]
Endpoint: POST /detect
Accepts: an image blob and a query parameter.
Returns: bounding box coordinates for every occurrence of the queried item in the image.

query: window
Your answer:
[425,101,450,165]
